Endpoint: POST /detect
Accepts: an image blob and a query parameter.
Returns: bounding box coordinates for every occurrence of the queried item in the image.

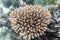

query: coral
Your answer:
[10,5,51,39]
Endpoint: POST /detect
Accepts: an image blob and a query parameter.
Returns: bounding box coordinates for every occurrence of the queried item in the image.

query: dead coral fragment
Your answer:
[10,5,51,39]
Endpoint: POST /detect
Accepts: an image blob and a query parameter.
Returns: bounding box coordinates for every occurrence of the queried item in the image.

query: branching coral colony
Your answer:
[9,5,51,40]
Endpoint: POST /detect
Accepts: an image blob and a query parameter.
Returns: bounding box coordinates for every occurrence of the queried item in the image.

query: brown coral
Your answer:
[10,5,51,39]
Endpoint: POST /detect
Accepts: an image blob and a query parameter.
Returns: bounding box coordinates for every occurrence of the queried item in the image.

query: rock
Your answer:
[0,18,8,26]
[0,8,3,17]
[51,38,58,40]
[0,26,20,40]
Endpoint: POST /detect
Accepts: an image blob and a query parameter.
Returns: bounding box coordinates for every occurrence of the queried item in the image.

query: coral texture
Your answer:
[10,5,51,39]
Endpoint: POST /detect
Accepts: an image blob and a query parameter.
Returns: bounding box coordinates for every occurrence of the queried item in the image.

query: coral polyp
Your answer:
[10,5,51,39]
